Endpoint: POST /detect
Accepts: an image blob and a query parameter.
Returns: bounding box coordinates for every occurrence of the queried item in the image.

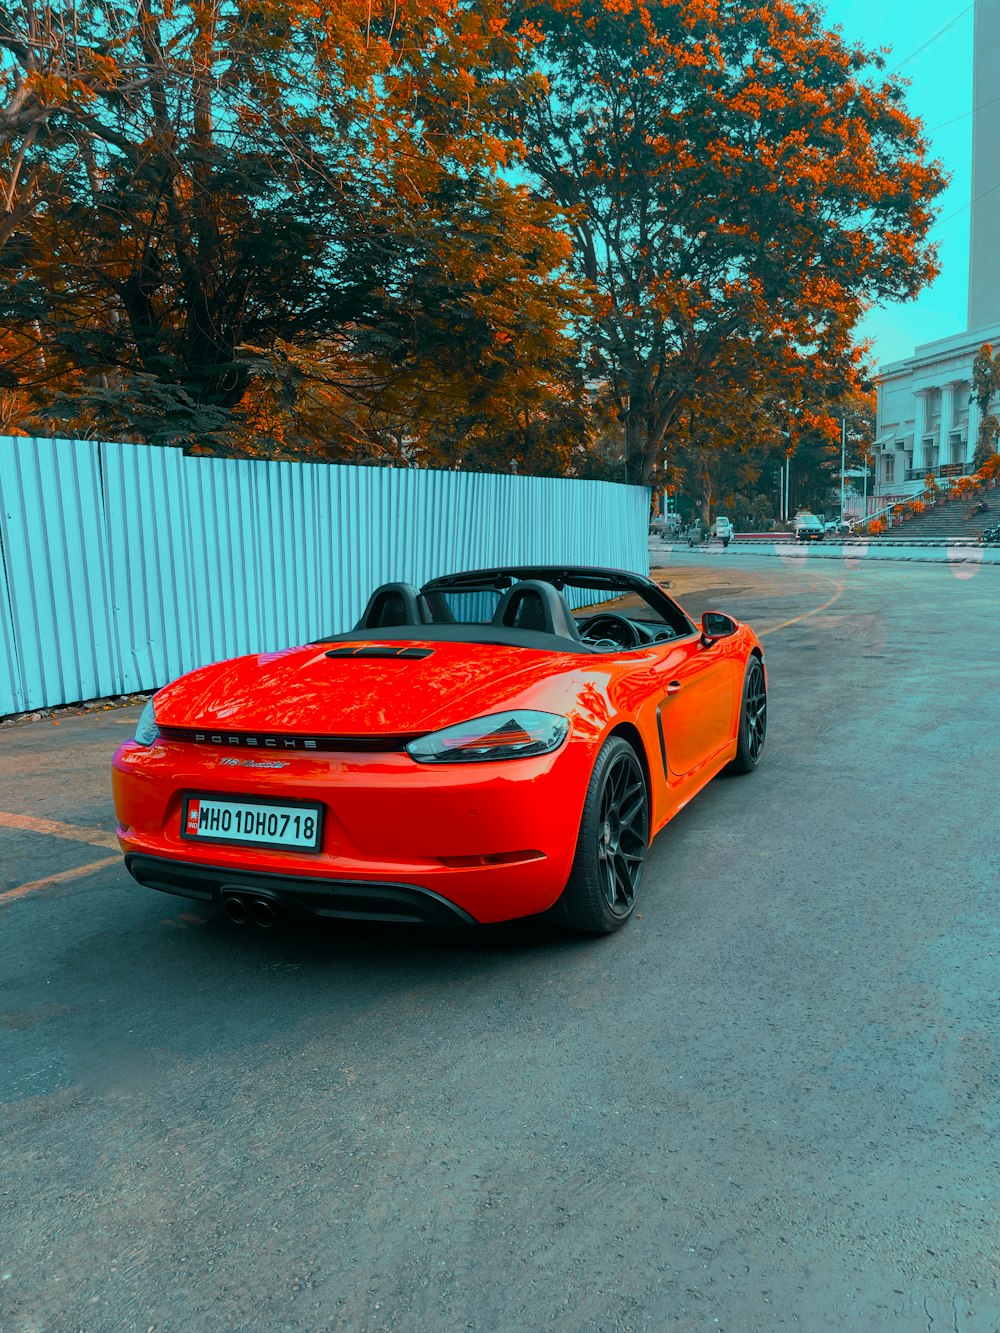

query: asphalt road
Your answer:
[2,556,999,1332]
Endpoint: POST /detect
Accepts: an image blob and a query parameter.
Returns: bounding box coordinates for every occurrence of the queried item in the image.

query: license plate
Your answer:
[181,795,323,851]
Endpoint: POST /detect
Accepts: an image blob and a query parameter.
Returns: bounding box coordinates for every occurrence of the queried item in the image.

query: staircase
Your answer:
[880,492,997,541]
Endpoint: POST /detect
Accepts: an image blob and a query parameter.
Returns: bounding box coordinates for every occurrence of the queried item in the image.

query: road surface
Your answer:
[2,555,998,1331]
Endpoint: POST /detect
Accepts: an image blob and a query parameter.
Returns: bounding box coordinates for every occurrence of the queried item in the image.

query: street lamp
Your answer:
[780,428,793,521]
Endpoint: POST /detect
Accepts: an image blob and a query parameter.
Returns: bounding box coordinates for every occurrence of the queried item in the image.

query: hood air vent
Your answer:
[325,645,433,660]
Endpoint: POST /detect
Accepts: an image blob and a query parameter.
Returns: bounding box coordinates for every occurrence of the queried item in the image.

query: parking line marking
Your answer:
[0,811,119,851]
[1,855,121,904]
[757,578,845,638]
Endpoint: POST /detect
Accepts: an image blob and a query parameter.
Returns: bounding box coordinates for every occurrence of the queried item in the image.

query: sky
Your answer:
[819,0,976,369]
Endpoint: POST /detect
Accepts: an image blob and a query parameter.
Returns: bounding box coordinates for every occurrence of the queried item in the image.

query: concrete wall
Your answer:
[970,0,1000,331]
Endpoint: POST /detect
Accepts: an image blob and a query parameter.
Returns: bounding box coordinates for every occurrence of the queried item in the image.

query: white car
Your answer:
[710,516,734,546]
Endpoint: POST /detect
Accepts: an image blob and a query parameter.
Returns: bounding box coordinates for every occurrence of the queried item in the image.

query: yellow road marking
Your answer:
[1,855,121,904]
[757,576,845,638]
[0,810,119,851]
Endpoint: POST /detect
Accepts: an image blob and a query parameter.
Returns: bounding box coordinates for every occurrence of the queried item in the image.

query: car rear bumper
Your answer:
[125,854,477,925]
[112,735,595,923]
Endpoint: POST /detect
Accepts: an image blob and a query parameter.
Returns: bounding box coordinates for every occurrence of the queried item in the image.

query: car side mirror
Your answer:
[701,611,737,646]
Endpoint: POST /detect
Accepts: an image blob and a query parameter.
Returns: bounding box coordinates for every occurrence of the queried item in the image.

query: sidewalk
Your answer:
[649,538,1000,565]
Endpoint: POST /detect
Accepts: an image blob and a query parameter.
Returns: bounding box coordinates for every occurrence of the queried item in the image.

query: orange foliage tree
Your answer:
[513,0,946,485]
[972,344,999,469]
[1,0,582,457]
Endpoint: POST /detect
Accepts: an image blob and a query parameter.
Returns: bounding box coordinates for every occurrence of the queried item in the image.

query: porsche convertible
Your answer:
[112,566,766,933]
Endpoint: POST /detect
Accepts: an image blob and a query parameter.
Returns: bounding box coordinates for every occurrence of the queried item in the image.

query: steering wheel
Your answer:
[577,613,642,650]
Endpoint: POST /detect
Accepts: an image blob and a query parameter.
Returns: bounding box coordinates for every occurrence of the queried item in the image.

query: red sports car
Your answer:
[112,566,766,933]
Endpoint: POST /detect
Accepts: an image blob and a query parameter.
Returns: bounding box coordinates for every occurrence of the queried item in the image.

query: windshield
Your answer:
[424,574,692,638]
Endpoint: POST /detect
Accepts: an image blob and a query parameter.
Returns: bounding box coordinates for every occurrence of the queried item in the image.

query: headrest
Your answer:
[490,580,582,641]
[355,582,425,630]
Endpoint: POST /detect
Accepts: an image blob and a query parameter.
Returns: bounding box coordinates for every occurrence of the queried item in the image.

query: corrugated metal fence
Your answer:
[0,437,649,716]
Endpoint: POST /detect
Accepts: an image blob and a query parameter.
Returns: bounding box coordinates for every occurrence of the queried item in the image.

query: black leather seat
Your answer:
[355,582,425,630]
[490,580,582,641]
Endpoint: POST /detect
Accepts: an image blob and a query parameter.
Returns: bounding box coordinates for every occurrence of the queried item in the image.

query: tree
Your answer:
[514,0,946,485]
[783,388,876,513]
[1,0,581,455]
[972,343,999,469]
[1,1,135,252]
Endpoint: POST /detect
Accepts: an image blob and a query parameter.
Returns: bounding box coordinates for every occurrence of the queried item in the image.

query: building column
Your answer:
[912,390,927,475]
[945,382,966,466]
[967,397,981,467]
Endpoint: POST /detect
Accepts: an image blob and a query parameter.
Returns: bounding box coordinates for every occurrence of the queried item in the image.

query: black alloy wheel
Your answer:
[730,655,767,773]
[556,736,649,933]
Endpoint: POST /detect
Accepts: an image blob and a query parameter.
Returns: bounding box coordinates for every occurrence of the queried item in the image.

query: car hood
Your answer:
[152,640,580,736]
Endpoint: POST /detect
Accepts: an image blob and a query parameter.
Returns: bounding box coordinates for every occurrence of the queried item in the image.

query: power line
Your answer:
[938,177,1000,227]
[926,93,1000,135]
[889,0,979,75]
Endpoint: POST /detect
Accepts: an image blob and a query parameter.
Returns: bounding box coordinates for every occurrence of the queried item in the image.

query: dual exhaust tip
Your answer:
[223,892,282,928]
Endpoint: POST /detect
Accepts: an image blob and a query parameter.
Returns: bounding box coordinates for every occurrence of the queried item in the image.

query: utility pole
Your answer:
[840,418,847,523]
[779,425,793,523]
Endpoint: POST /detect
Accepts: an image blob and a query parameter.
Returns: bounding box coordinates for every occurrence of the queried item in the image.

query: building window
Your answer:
[884,454,895,484]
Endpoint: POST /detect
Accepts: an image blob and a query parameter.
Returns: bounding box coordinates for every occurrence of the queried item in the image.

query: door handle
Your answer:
[666,680,682,695]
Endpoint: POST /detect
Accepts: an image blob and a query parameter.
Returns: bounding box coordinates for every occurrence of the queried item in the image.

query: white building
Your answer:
[876,325,998,499]
[875,0,999,502]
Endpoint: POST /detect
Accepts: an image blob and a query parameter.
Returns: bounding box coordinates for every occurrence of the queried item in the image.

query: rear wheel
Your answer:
[729,655,767,773]
[556,737,649,934]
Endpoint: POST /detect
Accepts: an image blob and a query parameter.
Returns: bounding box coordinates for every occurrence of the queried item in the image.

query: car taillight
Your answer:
[405,712,569,764]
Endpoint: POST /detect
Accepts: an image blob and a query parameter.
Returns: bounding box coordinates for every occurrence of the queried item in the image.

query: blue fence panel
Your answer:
[0,437,118,710]
[0,437,649,716]
[0,524,22,715]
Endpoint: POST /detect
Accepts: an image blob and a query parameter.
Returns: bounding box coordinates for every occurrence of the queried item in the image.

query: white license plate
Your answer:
[182,795,323,851]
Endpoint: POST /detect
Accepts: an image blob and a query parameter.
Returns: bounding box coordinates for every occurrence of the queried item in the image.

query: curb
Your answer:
[648,541,1000,566]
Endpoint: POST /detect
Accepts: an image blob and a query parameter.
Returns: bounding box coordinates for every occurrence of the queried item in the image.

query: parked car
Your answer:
[112,565,767,935]
[649,513,683,537]
[793,512,825,542]
[710,516,734,546]
[824,519,853,537]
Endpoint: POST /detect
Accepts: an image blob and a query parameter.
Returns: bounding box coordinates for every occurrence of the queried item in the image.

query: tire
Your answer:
[729,655,767,774]
[555,737,649,934]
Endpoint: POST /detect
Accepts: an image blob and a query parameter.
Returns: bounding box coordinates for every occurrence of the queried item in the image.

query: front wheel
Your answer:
[555,737,649,934]
[729,656,767,773]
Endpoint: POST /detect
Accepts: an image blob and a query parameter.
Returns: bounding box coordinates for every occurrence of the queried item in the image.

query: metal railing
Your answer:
[853,471,974,533]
